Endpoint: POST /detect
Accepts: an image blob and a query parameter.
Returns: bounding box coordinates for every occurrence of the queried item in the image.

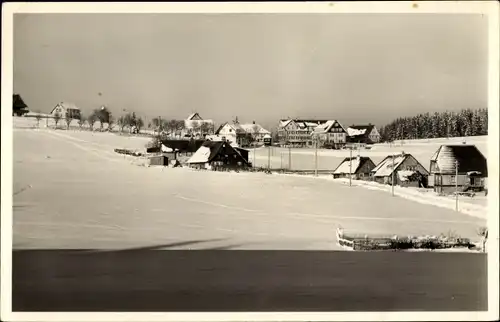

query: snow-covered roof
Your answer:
[371,154,408,177]
[347,128,367,137]
[161,144,174,153]
[240,123,271,134]
[186,146,211,163]
[51,102,80,113]
[432,145,487,175]
[333,157,361,174]
[313,120,335,133]
[279,120,293,128]
[263,134,272,139]
[186,113,203,121]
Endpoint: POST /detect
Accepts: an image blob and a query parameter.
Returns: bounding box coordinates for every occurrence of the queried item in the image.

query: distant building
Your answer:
[312,120,348,149]
[277,119,328,147]
[13,94,29,116]
[50,102,81,119]
[347,124,381,144]
[370,152,429,187]
[428,145,487,193]
[333,156,376,180]
[240,121,271,143]
[184,113,214,137]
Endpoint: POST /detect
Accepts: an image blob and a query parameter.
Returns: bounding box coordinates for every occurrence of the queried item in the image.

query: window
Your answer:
[450,175,456,184]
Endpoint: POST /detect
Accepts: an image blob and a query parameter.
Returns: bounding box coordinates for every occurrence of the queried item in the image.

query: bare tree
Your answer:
[53,112,61,129]
[200,122,211,136]
[191,120,201,137]
[77,114,85,130]
[34,111,42,127]
[88,113,97,131]
[65,112,72,130]
[135,117,144,133]
[108,115,115,132]
[117,116,126,133]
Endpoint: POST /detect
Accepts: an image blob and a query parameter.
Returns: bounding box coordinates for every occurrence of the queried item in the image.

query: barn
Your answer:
[332,156,376,180]
[370,153,429,187]
[186,141,250,170]
[428,144,487,194]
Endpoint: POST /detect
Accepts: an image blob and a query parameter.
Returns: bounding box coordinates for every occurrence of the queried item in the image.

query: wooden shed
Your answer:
[370,153,429,187]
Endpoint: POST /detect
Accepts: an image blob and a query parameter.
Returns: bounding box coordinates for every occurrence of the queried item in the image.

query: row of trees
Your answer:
[149,117,216,137]
[379,108,488,142]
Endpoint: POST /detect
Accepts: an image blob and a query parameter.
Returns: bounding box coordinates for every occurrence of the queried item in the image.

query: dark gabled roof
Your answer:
[13,94,28,110]
[432,145,487,175]
[161,139,206,153]
[348,125,375,138]
[190,141,249,164]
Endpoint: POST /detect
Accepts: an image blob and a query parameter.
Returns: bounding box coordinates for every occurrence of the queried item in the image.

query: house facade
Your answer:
[215,122,251,147]
[184,113,215,137]
[332,156,376,180]
[277,119,327,147]
[347,124,381,144]
[370,153,429,187]
[428,145,487,193]
[50,102,81,119]
[312,120,347,149]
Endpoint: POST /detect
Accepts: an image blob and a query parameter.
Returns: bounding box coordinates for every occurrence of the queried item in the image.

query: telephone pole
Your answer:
[267,146,271,170]
[314,137,318,177]
[288,146,292,170]
[392,153,395,197]
[349,147,352,187]
[455,160,459,211]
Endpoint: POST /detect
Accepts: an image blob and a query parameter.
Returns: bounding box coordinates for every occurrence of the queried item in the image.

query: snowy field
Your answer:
[13,121,487,251]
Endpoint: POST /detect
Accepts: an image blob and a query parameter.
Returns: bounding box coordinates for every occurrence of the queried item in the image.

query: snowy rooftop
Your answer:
[347,128,367,137]
[397,170,416,182]
[240,123,271,134]
[186,146,211,164]
[431,145,487,175]
[334,157,362,174]
[372,154,407,177]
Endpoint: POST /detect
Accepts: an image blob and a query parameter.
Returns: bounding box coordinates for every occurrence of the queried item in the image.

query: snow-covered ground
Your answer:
[13,125,487,251]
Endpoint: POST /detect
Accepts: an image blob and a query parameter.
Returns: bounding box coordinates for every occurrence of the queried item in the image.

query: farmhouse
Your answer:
[50,102,81,119]
[333,156,376,180]
[428,144,487,193]
[370,153,429,187]
[215,121,251,147]
[312,120,348,149]
[240,122,271,143]
[347,124,381,144]
[186,141,250,170]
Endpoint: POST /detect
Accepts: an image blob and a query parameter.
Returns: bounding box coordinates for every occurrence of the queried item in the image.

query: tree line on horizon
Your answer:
[379,108,488,142]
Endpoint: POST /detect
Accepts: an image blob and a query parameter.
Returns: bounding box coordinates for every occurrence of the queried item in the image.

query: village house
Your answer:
[347,124,381,144]
[240,121,271,144]
[332,156,376,180]
[186,140,250,170]
[428,144,488,194]
[312,120,348,149]
[146,139,207,164]
[277,119,328,147]
[50,102,81,119]
[215,120,251,147]
[370,152,429,187]
[183,113,215,137]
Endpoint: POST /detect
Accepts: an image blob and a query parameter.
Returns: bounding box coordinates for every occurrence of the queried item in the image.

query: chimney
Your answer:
[253,120,256,124]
